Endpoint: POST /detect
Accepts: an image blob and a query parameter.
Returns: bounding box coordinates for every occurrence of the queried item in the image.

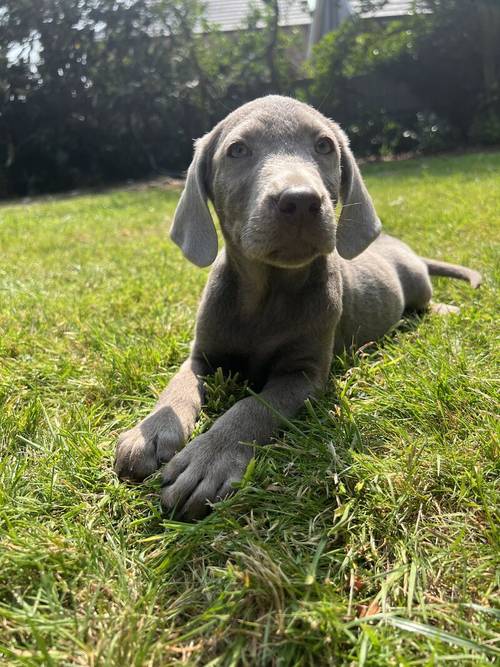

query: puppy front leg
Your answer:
[115,356,208,481]
[160,371,322,521]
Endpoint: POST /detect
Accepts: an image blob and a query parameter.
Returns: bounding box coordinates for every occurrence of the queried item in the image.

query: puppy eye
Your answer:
[315,137,334,155]
[228,141,250,158]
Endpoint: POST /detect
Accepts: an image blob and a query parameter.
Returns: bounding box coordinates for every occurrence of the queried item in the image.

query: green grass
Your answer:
[0,152,499,665]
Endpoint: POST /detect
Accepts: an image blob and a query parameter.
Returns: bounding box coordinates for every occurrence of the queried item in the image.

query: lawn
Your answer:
[0,151,498,665]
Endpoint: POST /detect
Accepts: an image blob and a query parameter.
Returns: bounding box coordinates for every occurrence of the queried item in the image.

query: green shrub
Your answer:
[470,110,500,146]
[0,0,300,197]
[309,0,500,156]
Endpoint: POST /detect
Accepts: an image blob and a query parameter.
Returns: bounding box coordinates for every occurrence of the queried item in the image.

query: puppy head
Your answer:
[170,96,381,268]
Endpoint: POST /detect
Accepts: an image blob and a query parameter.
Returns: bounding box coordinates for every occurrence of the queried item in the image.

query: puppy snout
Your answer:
[277,186,322,219]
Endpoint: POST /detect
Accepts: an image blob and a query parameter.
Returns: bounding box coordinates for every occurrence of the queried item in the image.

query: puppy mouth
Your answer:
[269,223,336,266]
[241,232,336,267]
[240,210,336,267]
[265,245,321,268]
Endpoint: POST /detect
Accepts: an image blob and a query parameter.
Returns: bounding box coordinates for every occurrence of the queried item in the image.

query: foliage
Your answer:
[309,0,500,156]
[0,152,499,663]
[0,0,301,197]
[2,0,500,195]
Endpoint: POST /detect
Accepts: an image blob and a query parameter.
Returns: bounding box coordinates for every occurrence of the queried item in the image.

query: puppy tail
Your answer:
[421,257,482,289]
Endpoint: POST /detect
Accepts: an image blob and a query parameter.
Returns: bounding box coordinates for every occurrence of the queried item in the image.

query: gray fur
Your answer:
[115,96,481,521]
[422,257,482,288]
[170,134,218,267]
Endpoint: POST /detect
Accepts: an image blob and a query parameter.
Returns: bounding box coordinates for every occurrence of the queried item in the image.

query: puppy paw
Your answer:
[160,433,253,521]
[115,407,186,482]
[430,302,460,316]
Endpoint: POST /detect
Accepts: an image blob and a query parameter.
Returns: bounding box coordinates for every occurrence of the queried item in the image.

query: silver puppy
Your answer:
[115,96,481,520]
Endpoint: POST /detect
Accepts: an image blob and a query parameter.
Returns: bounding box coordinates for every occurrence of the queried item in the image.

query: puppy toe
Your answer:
[115,433,158,482]
[161,466,201,516]
[161,452,190,487]
[154,430,183,465]
[177,481,219,522]
[215,478,241,502]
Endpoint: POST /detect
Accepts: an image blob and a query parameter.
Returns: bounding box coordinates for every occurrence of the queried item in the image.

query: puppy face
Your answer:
[210,99,341,268]
[170,96,381,268]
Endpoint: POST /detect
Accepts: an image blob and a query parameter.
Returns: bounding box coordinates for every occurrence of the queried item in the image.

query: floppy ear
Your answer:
[334,125,382,259]
[170,133,218,267]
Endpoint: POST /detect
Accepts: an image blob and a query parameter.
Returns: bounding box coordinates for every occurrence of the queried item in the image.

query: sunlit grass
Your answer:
[0,153,499,665]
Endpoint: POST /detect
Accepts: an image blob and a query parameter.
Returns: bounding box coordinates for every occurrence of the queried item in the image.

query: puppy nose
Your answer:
[277,186,322,217]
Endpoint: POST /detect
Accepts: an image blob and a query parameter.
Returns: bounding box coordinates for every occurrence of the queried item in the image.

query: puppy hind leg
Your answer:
[402,263,460,316]
[403,269,433,312]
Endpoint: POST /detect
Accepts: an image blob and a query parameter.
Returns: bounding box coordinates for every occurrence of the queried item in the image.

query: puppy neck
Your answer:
[222,239,329,310]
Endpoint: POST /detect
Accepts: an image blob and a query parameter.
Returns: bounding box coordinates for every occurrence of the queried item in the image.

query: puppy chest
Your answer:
[202,331,289,386]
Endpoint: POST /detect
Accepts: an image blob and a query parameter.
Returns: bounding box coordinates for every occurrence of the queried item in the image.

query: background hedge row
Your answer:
[1,0,499,197]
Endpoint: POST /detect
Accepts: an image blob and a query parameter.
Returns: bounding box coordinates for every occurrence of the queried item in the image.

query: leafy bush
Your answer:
[0,0,300,197]
[1,0,499,196]
[470,111,500,146]
[309,0,500,156]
